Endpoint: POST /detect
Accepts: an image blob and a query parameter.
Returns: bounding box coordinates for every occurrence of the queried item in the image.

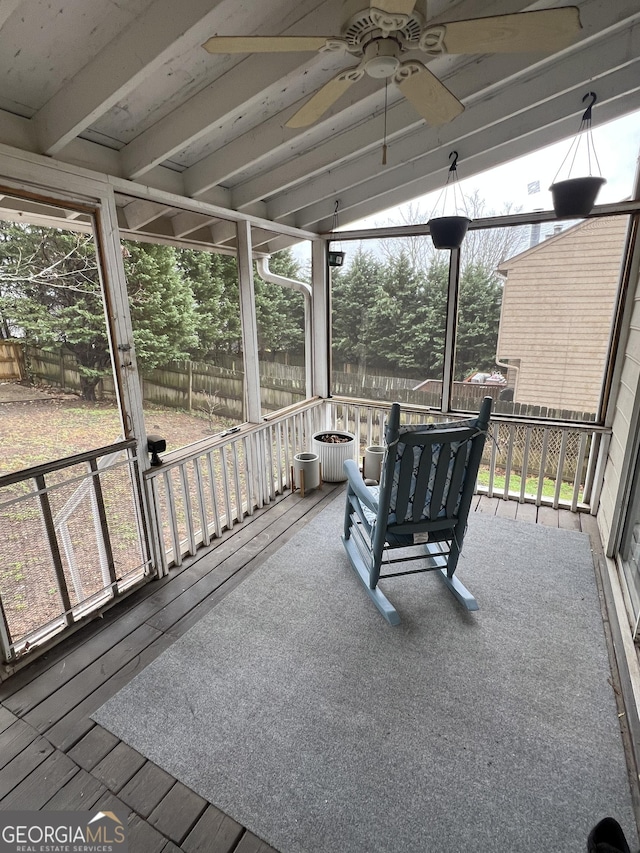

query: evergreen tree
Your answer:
[123,242,198,372]
[175,248,241,359]
[254,249,305,357]
[370,251,432,372]
[331,247,384,373]
[456,263,503,379]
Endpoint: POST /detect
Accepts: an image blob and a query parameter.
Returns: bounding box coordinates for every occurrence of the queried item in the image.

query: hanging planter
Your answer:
[550,176,606,219]
[428,215,472,250]
[428,151,472,250]
[550,92,606,219]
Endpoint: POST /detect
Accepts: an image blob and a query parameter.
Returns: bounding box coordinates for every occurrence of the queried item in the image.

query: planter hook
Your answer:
[582,91,597,122]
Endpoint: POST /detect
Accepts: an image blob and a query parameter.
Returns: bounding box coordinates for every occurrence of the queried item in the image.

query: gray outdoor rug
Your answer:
[94,497,637,853]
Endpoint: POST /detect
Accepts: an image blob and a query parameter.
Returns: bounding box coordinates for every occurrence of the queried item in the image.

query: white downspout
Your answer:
[256,257,313,398]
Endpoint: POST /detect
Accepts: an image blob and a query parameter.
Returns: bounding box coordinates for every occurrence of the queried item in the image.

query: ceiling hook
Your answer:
[448,150,459,172]
[582,91,597,122]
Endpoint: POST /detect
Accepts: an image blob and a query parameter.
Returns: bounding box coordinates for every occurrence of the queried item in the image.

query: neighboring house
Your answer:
[496,216,629,415]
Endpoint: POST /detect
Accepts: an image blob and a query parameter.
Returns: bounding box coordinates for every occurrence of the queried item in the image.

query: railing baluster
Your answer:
[487,424,498,498]
[88,458,118,587]
[553,432,569,509]
[572,431,589,512]
[34,474,73,626]
[231,442,243,523]
[179,463,197,557]
[274,422,284,496]
[150,476,169,575]
[242,436,255,516]
[536,429,550,507]
[206,450,223,539]
[502,424,515,500]
[520,427,532,503]
[220,447,233,530]
[163,469,182,566]
[192,457,210,547]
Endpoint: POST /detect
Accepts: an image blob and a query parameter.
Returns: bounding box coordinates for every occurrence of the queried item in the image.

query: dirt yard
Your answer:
[0,381,233,476]
[0,383,236,647]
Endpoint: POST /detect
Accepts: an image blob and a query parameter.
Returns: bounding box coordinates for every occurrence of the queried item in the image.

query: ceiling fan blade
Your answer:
[373,0,417,14]
[434,8,581,55]
[394,62,464,126]
[286,68,364,128]
[202,35,330,53]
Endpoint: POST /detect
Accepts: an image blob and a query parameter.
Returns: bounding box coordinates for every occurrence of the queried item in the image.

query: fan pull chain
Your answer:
[382,79,388,166]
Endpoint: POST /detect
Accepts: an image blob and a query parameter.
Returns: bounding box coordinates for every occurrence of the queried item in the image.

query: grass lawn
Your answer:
[477,468,579,502]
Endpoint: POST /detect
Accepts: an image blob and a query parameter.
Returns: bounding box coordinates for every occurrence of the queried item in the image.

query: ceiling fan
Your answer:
[203,2,581,129]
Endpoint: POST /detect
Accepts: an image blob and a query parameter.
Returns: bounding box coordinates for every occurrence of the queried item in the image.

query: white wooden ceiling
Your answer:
[0,0,639,241]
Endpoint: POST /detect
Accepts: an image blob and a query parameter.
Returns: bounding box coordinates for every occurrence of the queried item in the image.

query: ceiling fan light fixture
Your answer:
[363,38,401,78]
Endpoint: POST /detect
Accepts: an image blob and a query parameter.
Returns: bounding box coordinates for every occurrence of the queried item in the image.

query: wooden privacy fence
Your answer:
[0,341,25,381]
[24,346,306,418]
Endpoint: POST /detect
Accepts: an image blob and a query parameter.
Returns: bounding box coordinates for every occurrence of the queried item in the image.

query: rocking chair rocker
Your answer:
[342,397,492,625]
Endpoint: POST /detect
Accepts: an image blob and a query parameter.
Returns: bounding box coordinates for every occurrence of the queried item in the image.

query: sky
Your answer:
[349,107,640,229]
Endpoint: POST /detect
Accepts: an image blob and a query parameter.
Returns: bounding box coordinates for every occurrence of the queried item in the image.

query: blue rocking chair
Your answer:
[342,397,492,625]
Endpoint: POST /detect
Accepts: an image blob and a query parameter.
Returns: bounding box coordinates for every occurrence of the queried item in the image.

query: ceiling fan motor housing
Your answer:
[342,3,423,49]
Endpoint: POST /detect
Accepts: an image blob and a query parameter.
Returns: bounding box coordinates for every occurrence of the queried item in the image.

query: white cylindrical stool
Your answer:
[292,452,321,497]
[312,431,356,482]
[363,445,386,483]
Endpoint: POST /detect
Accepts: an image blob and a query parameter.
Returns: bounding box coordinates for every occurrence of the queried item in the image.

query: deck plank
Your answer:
[42,767,107,810]
[537,505,560,527]
[514,501,538,523]
[181,803,243,853]
[118,760,176,818]
[233,832,280,853]
[128,814,172,853]
[0,749,78,809]
[44,632,175,752]
[148,781,208,845]
[67,723,120,770]
[21,623,164,733]
[91,741,147,793]
[0,735,54,799]
[495,498,518,519]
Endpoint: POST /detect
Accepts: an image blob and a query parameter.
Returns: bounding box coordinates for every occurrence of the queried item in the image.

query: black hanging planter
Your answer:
[428,215,471,250]
[550,176,606,219]
[328,250,346,267]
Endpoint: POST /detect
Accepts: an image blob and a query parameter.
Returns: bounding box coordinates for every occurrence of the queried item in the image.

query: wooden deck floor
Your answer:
[0,489,622,851]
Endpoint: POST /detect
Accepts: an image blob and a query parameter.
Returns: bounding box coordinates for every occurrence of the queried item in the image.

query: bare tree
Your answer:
[372,191,529,273]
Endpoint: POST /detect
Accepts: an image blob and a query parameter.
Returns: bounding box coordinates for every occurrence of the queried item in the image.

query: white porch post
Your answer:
[312,239,330,399]
[236,220,262,424]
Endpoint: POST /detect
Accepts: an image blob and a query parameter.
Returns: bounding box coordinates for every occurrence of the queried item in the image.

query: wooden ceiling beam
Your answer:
[32,0,236,156]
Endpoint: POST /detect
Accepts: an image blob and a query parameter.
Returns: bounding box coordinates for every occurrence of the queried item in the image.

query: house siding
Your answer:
[599,261,640,555]
[497,216,629,415]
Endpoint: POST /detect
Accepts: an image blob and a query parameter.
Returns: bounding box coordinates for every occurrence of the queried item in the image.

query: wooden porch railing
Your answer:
[143,399,327,575]
[0,440,150,666]
[0,397,612,667]
[326,397,611,512]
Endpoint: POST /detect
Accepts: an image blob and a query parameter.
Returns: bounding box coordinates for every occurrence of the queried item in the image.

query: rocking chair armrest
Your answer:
[344,459,379,513]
